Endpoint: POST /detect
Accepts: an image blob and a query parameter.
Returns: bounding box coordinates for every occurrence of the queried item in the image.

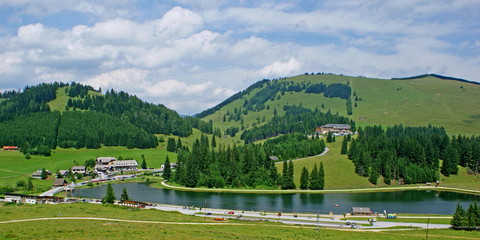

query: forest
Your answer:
[0,82,213,153]
[241,106,355,143]
[347,125,480,185]
[172,133,326,189]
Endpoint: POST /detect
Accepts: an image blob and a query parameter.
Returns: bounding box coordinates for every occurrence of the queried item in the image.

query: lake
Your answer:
[71,183,479,215]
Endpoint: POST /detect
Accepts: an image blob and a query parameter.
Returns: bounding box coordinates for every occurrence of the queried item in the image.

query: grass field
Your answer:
[202,75,480,137]
[0,147,177,194]
[276,140,480,190]
[1,203,479,239]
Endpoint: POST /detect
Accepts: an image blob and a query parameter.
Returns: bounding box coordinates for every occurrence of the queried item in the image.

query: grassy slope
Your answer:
[203,75,480,138]
[48,87,102,112]
[1,203,479,239]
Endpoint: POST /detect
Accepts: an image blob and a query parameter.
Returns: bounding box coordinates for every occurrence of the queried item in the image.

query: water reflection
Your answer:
[72,183,478,215]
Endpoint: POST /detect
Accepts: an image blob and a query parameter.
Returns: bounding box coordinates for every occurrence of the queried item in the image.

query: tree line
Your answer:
[241,105,355,143]
[347,124,476,185]
[172,133,326,189]
[451,202,480,230]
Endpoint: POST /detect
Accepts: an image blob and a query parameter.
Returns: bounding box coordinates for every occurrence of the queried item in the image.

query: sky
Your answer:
[0,0,479,115]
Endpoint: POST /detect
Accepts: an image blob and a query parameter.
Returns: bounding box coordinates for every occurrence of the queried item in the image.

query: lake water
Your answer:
[71,183,479,215]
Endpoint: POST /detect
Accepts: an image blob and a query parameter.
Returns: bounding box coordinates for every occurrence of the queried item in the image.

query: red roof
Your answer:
[2,146,18,150]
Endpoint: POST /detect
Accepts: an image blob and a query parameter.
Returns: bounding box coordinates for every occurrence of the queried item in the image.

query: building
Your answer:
[4,193,64,204]
[96,157,116,165]
[111,160,138,171]
[315,124,352,136]
[53,179,67,186]
[159,162,177,171]
[352,207,373,215]
[72,166,86,174]
[2,146,18,150]
[58,170,69,177]
[31,171,42,179]
[119,200,150,208]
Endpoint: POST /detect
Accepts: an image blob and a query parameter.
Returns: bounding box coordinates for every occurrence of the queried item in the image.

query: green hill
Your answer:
[200,74,480,137]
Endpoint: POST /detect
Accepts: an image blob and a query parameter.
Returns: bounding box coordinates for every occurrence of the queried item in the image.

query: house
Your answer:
[269,156,279,161]
[111,160,138,171]
[96,157,116,165]
[4,193,64,204]
[72,166,86,174]
[119,200,150,208]
[2,146,18,150]
[31,171,42,179]
[315,124,352,136]
[352,207,373,215]
[53,179,67,186]
[58,170,69,177]
[159,162,177,171]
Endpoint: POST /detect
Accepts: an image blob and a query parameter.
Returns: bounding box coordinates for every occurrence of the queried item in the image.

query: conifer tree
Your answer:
[102,183,116,204]
[211,136,216,148]
[176,138,183,150]
[141,155,147,169]
[26,178,34,191]
[288,160,296,189]
[451,203,467,229]
[120,187,130,201]
[341,136,348,154]
[40,168,47,180]
[319,162,325,190]
[300,167,309,190]
[281,160,289,189]
[163,155,172,181]
[309,163,319,190]
[166,138,176,152]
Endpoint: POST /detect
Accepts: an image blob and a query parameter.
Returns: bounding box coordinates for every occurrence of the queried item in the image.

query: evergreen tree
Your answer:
[120,187,130,201]
[166,138,176,152]
[319,162,325,190]
[288,160,296,189]
[300,167,309,190]
[40,168,47,180]
[466,202,478,230]
[102,183,116,204]
[26,178,34,191]
[326,132,333,143]
[141,155,147,169]
[211,136,216,148]
[441,144,459,176]
[309,164,320,190]
[281,160,289,189]
[341,136,348,154]
[163,155,172,181]
[176,138,183,151]
[451,203,467,230]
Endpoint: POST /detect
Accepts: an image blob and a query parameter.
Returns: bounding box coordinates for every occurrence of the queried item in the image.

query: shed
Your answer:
[53,179,67,186]
[31,171,42,179]
[352,207,373,215]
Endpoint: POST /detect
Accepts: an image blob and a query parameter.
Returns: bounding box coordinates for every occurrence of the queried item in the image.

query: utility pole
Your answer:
[425,217,430,240]
[204,199,207,220]
[316,211,320,232]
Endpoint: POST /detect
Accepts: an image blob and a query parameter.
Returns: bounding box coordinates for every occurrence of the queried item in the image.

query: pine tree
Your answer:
[319,162,325,190]
[211,136,216,148]
[40,168,47,180]
[167,138,176,152]
[341,136,348,154]
[309,164,320,190]
[176,138,183,150]
[281,160,288,189]
[26,178,34,191]
[451,203,467,230]
[441,144,459,176]
[326,132,333,143]
[466,203,478,230]
[120,187,130,201]
[300,167,309,190]
[102,183,116,204]
[141,157,147,169]
[163,155,172,181]
[288,160,296,189]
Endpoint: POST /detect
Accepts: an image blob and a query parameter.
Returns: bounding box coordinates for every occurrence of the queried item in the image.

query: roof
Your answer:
[59,170,69,175]
[53,179,67,186]
[352,207,372,213]
[72,166,86,171]
[96,157,116,164]
[31,172,42,176]
[322,124,351,129]
[112,160,138,167]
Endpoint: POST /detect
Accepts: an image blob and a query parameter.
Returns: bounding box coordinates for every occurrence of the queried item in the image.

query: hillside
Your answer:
[200,74,480,137]
[0,82,212,152]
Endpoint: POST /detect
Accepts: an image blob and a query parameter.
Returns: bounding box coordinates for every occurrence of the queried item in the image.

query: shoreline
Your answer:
[159,181,480,195]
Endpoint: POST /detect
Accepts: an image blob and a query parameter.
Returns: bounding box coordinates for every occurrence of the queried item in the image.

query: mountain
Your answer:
[0,82,212,152]
[199,73,480,138]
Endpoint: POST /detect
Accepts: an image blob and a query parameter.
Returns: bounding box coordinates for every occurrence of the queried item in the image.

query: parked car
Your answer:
[228,211,235,214]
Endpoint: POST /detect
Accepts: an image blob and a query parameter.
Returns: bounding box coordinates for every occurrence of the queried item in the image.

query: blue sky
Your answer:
[0,0,479,114]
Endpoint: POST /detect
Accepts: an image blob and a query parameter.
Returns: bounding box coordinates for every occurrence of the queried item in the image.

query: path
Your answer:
[289,147,330,162]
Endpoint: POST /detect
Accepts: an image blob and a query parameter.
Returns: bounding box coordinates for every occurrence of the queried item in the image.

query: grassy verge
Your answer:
[1,203,479,239]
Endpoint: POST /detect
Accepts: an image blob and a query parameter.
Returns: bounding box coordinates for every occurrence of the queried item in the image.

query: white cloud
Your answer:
[257,58,302,78]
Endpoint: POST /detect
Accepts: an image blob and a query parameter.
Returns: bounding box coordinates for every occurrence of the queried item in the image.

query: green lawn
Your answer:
[1,203,479,240]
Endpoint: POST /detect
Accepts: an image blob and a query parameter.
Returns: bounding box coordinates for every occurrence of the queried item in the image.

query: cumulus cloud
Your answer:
[1,1,479,114]
[257,58,302,78]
